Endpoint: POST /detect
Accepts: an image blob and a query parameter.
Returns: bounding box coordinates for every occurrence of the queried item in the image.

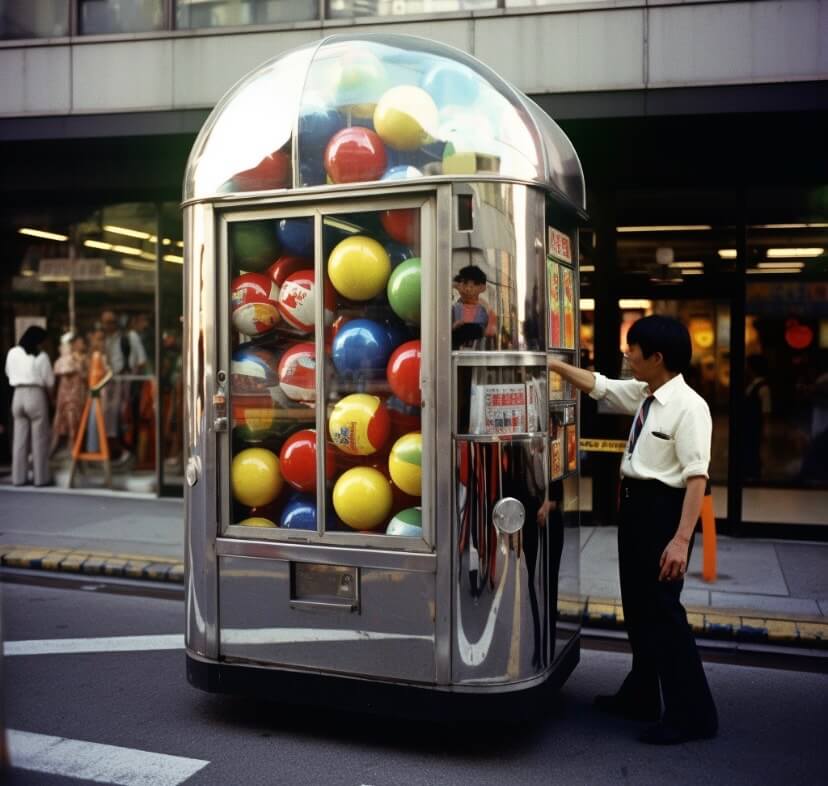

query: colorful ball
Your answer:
[231,221,279,272]
[381,209,419,246]
[324,127,388,184]
[329,394,390,456]
[388,432,422,497]
[279,429,336,492]
[374,86,438,151]
[381,165,423,181]
[333,467,393,531]
[421,64,480,108]
[231,447,283,507]
[386,507,422,537]
[231,345,291,442]
[239,517,277,528]
[386,394,421,440]
[385,241,415,269]
[298,101,345,153]
[277,342,316,402]
[223,150,291,193]
[327,235,390,300]
[267,255,310,289]
[333,50,388,116]
[276,270,334,334]
[280,495,318,531]
[386,340,421,407]
[230,272,281,337]
[276,217,314,258]
[386,258,421,324]
[331,319,393,378]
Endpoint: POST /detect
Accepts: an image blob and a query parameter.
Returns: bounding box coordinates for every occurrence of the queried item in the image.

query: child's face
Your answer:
[455,279,486,303]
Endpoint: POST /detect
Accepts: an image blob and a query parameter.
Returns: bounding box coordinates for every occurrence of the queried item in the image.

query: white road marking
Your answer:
[4,634,184,656]
[8,729,209,786]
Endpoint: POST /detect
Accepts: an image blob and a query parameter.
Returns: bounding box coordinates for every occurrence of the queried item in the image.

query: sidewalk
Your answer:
[0,486,826,648]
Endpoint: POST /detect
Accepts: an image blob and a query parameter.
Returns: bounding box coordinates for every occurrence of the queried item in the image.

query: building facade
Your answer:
[1,0,826,534]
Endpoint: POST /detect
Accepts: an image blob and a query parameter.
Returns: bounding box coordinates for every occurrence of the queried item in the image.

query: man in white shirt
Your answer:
[550,315,717,745]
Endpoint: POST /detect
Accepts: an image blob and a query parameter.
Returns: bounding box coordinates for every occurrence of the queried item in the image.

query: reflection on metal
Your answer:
[221,628,434,646]
[493,498,526,534]
[185,456,200,487]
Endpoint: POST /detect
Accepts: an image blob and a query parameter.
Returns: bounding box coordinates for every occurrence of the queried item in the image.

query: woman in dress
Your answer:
[51,333,89,455]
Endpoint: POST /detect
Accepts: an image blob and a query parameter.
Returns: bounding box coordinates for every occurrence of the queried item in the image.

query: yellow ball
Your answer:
[388,432,422,496]
[332,467,393,530]
[231,448,283,508]
[238,517,277,528]
[374,86,438,151]
[328,394,390,456]
[327,236,390,301]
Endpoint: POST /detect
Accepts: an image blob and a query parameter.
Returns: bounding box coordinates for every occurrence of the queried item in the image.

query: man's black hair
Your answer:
[453,265,487,285]
[627,315,692,373]
[19,325,47,356]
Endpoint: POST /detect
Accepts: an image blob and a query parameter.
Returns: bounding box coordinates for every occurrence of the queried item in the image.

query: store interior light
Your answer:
[580,298,595,311]
[163,254,183,264]
[111,244,143,256]
[619,299,653,309]
[682,270,704,275]
[747,268,801,275]
[617,225,712,233]
[19,228,69,242]
[753,223,828,229]
[104,224,151,240]
[580,265,595,272]
[84,239,112,250]
[176,240,184,248]
[766,247,824,258]
[718,249,737,259]
[757,261,805,269]
[121,259,155,272]
[668,261,704,269]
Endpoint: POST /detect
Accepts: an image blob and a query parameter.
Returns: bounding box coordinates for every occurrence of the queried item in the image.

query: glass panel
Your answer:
[176,0,318,29]
[326,0,496,21]
[0,0,68,39]
[227,215,317,529]
[323,208,423,538]
[79,0,164,34]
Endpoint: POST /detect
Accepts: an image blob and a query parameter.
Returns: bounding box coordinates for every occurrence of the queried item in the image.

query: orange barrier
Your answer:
[701,490,717,582]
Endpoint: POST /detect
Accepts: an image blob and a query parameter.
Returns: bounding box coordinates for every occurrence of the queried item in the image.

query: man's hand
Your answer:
[659,535,690,582]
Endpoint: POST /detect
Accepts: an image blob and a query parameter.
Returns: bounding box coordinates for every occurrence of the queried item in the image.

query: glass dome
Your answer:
[184,33,585,210]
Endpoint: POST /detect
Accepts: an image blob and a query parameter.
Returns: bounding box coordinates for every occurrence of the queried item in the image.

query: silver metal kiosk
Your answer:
[183,33,585,716]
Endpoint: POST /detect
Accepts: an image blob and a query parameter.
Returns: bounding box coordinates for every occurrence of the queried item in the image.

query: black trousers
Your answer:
[617,478,718,734]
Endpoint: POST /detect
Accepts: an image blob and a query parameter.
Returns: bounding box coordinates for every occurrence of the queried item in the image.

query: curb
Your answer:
[0,545,183,584]
[560,596,828,650]
[2,547,826,649]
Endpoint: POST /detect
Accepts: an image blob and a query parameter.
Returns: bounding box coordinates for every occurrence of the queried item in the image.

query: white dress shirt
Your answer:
[589,372,711,488]
[5,346,55,389]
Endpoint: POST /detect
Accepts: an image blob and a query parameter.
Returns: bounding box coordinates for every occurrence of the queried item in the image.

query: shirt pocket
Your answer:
[637,431,677,468]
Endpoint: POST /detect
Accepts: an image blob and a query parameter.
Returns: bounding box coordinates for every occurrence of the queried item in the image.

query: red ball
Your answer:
[230,272,280,337]
[387,340,421,406]
[228,149,291,192]
[267,255,310,289]
[381,209,419,245]
[277,270,316,333]
[279,429,336,492]
[324,127,388,184]
[277,342,316,403]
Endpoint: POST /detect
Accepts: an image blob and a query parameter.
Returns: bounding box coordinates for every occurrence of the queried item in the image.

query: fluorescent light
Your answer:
[747,268,800,275]
[580,265,595,272]
[753,223,828,229]
[718,249,737,259]
[104,224,151,240]
[163,254,183,264]
[83,240,112,250]
[757,261,804,269]
[176,241,184,248]
[619,299,652,309]
[669,261,704,269]
[682,270,703,276]
[121,259,155,272]
[766,247,823,258]
[111,244,143,256]
[580,298,595,311]
[617,225,712,233]
[19,228,68,241]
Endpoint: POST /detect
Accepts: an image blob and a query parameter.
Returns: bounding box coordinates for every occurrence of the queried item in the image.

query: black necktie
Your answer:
[628,395,655,454]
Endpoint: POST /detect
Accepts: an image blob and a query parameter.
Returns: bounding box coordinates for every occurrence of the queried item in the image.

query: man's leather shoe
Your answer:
[638,722,717,745]
[594,694,661,722]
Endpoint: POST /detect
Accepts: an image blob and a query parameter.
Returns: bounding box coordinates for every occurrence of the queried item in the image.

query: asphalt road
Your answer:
[2,575,827,786]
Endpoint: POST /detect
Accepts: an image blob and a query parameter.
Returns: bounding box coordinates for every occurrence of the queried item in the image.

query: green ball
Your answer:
[231,222,279,272]
[386,507,422,537]
[387,257,421,324]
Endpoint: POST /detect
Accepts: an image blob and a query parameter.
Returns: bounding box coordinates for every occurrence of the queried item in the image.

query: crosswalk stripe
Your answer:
[8,729,209,786]
[4,634,184,656]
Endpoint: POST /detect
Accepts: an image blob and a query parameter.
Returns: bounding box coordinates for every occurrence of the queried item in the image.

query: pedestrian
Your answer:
[550,314,718,745]
[5,325,55,486]
[51,332,89,455]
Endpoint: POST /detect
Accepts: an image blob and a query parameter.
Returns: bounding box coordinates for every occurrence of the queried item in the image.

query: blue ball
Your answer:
[385,241,415,269]
[298,102,345,153]
[381,165,423,181]
[280,494,317,530]
[277,217,314,257]
[331,318,393,377]
[422,63,480,108]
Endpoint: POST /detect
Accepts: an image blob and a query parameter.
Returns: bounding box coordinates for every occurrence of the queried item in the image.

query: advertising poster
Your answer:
[547,257,562,347]
[566,423,578,474]
[561,266,575,349]
[547,226,573,264]
[469,383,527,435]
[549,411,564,481]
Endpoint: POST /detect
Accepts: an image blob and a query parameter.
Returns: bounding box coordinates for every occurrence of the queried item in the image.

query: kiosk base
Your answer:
[187,634,579,723]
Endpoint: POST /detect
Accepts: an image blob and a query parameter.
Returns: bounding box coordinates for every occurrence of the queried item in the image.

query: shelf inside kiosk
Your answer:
[227,209,423,540]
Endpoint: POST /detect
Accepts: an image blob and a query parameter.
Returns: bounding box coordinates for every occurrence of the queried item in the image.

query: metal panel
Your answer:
[73,40,174,112]
[0,46,71,116]
[218,556,437,683]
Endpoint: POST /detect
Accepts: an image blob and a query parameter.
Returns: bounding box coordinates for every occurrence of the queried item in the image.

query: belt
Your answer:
[620,477,684,498]
[14,384,43,389]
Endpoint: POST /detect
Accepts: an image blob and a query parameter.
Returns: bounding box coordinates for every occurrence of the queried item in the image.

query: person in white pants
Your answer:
[5,325,55,486]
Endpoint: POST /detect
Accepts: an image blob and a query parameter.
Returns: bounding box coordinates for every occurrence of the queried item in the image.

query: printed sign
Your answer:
[566,424,578,473]
[547,258,562,347]
[547,227,572,264]
[469,383,527,435]
[561,266,576,349]
[549,412,564,481]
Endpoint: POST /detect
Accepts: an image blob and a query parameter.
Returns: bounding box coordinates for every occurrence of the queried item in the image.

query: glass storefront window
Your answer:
[326,0,495,20]
[1,1,69,39]
[176,0,318,29]
[79,0,164,35]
